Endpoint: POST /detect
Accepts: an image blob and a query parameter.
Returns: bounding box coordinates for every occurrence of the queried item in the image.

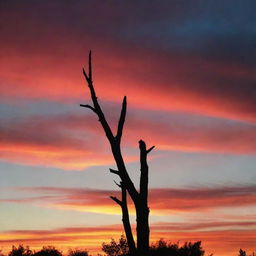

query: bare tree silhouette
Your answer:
[80,51,155,256]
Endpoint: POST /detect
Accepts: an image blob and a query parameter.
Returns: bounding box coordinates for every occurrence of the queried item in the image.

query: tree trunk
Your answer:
[136,140,151,255]
[121,186,136,255]
[136,204,150,256]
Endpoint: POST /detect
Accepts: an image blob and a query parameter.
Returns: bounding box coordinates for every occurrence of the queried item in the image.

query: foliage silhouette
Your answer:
[239,249,247,256]
[239,249,256,256]
[102,236,205,256]
[102,235,129,256]
[8,245,32,256]
[2,243,254,256]
[67,249,89,256]
[33,246,62,256]
[177,241,204,256]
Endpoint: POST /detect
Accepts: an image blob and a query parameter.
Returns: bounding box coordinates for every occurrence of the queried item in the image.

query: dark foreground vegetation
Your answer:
[0,236,254,256]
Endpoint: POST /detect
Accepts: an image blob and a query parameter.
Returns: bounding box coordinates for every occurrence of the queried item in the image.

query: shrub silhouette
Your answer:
[102,235,129,256]
[33,246,62,256]
[239,249,247,256]
[8,245,32,256]
[239,249,256,256]
[67,249,88,256]
[150,239,204,256]
[178,241,204,256]
[102,236,205,256]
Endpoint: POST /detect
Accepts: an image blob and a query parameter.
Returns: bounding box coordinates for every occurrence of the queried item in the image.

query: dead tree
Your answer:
[80,51,155,256]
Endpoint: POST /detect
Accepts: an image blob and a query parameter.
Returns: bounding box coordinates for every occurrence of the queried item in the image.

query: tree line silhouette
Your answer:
[1,245,88,256]
[1,236,254,256]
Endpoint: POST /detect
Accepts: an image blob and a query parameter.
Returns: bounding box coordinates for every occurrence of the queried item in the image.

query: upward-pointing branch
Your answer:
[88,50,92,81]
[82,51,92,82]
[139,140,154,202]
[80,104,97,113]
[116,96,127,143]
[81,51,114,142]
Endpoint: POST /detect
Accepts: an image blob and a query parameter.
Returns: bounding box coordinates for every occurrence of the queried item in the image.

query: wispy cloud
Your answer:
[1,109,255,169]
[2,185,256,214]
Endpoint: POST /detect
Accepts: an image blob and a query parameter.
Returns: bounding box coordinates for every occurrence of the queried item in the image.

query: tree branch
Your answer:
[82,52,114,141]
[109,168,120,176]
[116,96,127,143]
[110,196,122,206]
[88,50,92,81]
[119,182,136,254]
[80,104,97,113]
[114,180,122,188]
[82,68,90,83]
[147,145,155,154]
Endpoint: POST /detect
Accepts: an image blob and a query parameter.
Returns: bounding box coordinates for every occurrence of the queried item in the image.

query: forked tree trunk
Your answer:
[80,52,154,256]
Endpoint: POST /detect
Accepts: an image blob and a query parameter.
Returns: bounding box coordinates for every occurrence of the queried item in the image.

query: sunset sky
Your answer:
[0,1,256,255]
